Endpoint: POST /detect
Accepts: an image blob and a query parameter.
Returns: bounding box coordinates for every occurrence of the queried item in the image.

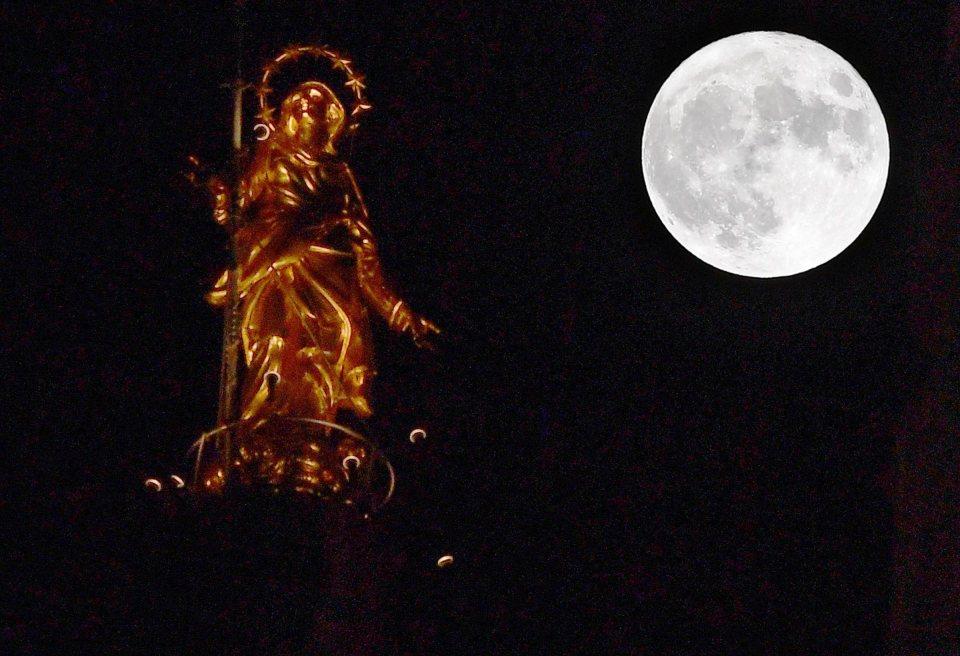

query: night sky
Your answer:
[4,2,958,654]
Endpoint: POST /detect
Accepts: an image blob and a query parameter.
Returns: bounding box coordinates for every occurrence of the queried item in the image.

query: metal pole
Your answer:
[215,1,247,483]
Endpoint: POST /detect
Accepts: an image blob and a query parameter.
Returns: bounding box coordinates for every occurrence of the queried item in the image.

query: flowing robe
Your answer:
[208,140,404,427]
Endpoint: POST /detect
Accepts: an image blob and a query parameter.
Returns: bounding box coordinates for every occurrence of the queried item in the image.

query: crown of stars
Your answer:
[257,45,372,135]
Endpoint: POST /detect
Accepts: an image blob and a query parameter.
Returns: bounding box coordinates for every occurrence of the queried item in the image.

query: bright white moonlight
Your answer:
[642,31,889,277]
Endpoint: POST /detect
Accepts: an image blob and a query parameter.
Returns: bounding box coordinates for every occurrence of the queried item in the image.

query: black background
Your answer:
[4,1,958,654]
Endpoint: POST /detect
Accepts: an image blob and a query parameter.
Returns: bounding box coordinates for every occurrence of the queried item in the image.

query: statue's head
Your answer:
[279,82,345,153]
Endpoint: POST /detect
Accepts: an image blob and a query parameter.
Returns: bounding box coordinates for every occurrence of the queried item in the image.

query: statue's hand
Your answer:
[183,155,230,225]
[391,302,441,351]
[182,154,209,188]
[409,315,441,351]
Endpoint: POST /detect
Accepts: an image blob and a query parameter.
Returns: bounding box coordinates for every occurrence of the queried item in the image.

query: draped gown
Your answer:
[204,135,417,492]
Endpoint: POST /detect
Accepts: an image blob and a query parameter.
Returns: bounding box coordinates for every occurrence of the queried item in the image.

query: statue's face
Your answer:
[279,83,345,150]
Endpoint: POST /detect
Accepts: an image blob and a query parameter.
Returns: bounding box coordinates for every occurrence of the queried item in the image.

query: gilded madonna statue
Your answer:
[194,47,438,499]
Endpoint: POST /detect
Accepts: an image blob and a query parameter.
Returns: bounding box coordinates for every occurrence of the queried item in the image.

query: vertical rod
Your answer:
[233,84,244,152]
[214,0,247,484]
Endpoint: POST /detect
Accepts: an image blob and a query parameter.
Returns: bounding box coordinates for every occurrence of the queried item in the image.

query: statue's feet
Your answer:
[291,440,346,497]
[193,417,382,505]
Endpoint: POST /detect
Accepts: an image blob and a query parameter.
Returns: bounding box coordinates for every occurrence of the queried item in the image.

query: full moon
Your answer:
[641,31,889,277]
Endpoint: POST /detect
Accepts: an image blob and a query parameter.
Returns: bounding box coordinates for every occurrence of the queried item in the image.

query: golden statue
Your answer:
[193,47,438,500]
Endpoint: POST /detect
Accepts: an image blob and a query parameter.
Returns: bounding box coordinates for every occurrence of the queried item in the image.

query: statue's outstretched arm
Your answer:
[341,164,440,349]
[184,155,230,226]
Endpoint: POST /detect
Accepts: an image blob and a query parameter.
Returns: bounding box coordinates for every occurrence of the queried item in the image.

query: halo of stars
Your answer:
[256,45,372,135]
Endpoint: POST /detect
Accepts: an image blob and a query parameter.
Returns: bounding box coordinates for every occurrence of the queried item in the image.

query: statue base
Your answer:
[188,415,395,513]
